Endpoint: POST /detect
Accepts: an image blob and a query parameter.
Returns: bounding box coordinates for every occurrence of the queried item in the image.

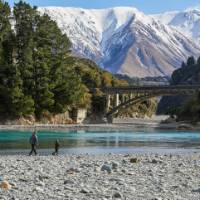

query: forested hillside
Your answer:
[157,56,200,121]
[0,1,127,121]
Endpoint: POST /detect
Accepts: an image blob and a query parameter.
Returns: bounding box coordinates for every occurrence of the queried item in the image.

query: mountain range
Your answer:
[39,6,200,78]
[152,7,200,45]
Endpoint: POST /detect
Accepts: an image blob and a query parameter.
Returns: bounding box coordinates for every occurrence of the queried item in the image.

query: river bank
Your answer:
[0,153,200,199]
[0,119,199,132]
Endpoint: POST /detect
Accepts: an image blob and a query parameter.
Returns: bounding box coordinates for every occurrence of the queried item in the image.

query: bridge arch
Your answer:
[104,85,200,122]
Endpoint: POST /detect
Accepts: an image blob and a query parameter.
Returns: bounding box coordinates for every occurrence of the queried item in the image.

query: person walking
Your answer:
[52,139,60,155]
[29,131,38,156]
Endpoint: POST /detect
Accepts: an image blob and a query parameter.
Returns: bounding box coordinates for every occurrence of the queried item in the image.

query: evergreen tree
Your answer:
[181,61,186,68]
[187,56,196,66]
[32,15,54,117]
[32,13,86,116]
[13,1,37,100]
[197,56,200,65]
[33,14,73,115]
[0,0,10,60]
[52,67,89,113]
[0,1,33,118]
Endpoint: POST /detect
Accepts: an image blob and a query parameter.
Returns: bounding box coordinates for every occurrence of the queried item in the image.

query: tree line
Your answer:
[171,56,200,85]
[166,56,200,121]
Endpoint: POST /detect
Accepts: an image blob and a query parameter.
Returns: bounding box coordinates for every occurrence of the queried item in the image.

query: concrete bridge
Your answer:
[101,85,200,122]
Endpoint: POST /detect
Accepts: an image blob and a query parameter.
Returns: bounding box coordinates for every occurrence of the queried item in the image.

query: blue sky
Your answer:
[6,0,200,14]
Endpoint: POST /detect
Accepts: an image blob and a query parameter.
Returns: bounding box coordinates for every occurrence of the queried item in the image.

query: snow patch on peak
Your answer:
[151,11,179,24]
[39,6,146,33]
[152,7,200,43]
[185,5,200,12]
[38,6,149,62]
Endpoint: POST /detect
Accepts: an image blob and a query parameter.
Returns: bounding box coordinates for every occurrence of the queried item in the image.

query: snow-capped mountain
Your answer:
[39,7,200,78]
[152,7,200,44]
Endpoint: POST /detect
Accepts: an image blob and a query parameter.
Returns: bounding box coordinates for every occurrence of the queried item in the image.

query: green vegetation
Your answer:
[118,98,157,118]
[171,56,200,85]
[177,93,200,121]
[0,0,129,121]
[165,92,200,122]
[159,56,200,122]
[115,74,169,86]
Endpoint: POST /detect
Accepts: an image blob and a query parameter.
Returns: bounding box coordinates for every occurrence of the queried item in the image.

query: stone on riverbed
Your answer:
[64,180,74,185]
[151,158,163,164]
[130,158,140,163]
[113,192,123,199]
[80,188,90,194]
[34,186,44,192]
[112,161,119,170]
[36,181,45,187]
[0,153,199,199]
[66,167,80,174]
[0,181,12,190]
[101,164,112,173]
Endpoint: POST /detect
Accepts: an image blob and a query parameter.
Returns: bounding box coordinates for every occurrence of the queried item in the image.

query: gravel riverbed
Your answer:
[0,153,200,200]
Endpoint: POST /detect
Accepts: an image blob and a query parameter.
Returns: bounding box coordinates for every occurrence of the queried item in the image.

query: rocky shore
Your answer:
[1,115,200,132]
[0,153,200,200]
[0,121,200,133]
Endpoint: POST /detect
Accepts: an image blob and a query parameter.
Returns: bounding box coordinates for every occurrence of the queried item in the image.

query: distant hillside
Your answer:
[157,56,200,114]
[116,74,169,86]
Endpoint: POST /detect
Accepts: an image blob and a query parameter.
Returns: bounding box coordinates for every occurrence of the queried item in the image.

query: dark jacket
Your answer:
[29,134,38,145]
[55,140,60,150]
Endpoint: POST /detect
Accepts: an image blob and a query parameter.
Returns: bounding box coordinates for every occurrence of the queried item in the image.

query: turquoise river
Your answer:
[0,127,200,155]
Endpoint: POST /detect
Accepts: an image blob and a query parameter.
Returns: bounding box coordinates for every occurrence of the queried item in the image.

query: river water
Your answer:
[0,128,200,155]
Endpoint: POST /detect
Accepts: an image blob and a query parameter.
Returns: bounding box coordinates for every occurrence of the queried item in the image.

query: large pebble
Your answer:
[101,164,112,173]
[113,192,123,199]
[130,158,140,163]
[0,181,12,190]
[112,161,119,169]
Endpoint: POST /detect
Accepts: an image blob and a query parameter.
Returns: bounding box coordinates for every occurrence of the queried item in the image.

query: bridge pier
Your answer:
[115,93,119,107]
[121,94,126,103]
[107,115,114,124]
[105,94,119,123]
[106,94,111,112]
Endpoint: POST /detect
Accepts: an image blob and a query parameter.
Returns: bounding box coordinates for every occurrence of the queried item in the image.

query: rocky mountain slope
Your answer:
[152,7,200,45]
[39,7,200,78]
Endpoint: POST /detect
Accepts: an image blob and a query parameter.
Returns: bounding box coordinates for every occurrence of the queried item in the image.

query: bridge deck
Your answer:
[102,85,200,94]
